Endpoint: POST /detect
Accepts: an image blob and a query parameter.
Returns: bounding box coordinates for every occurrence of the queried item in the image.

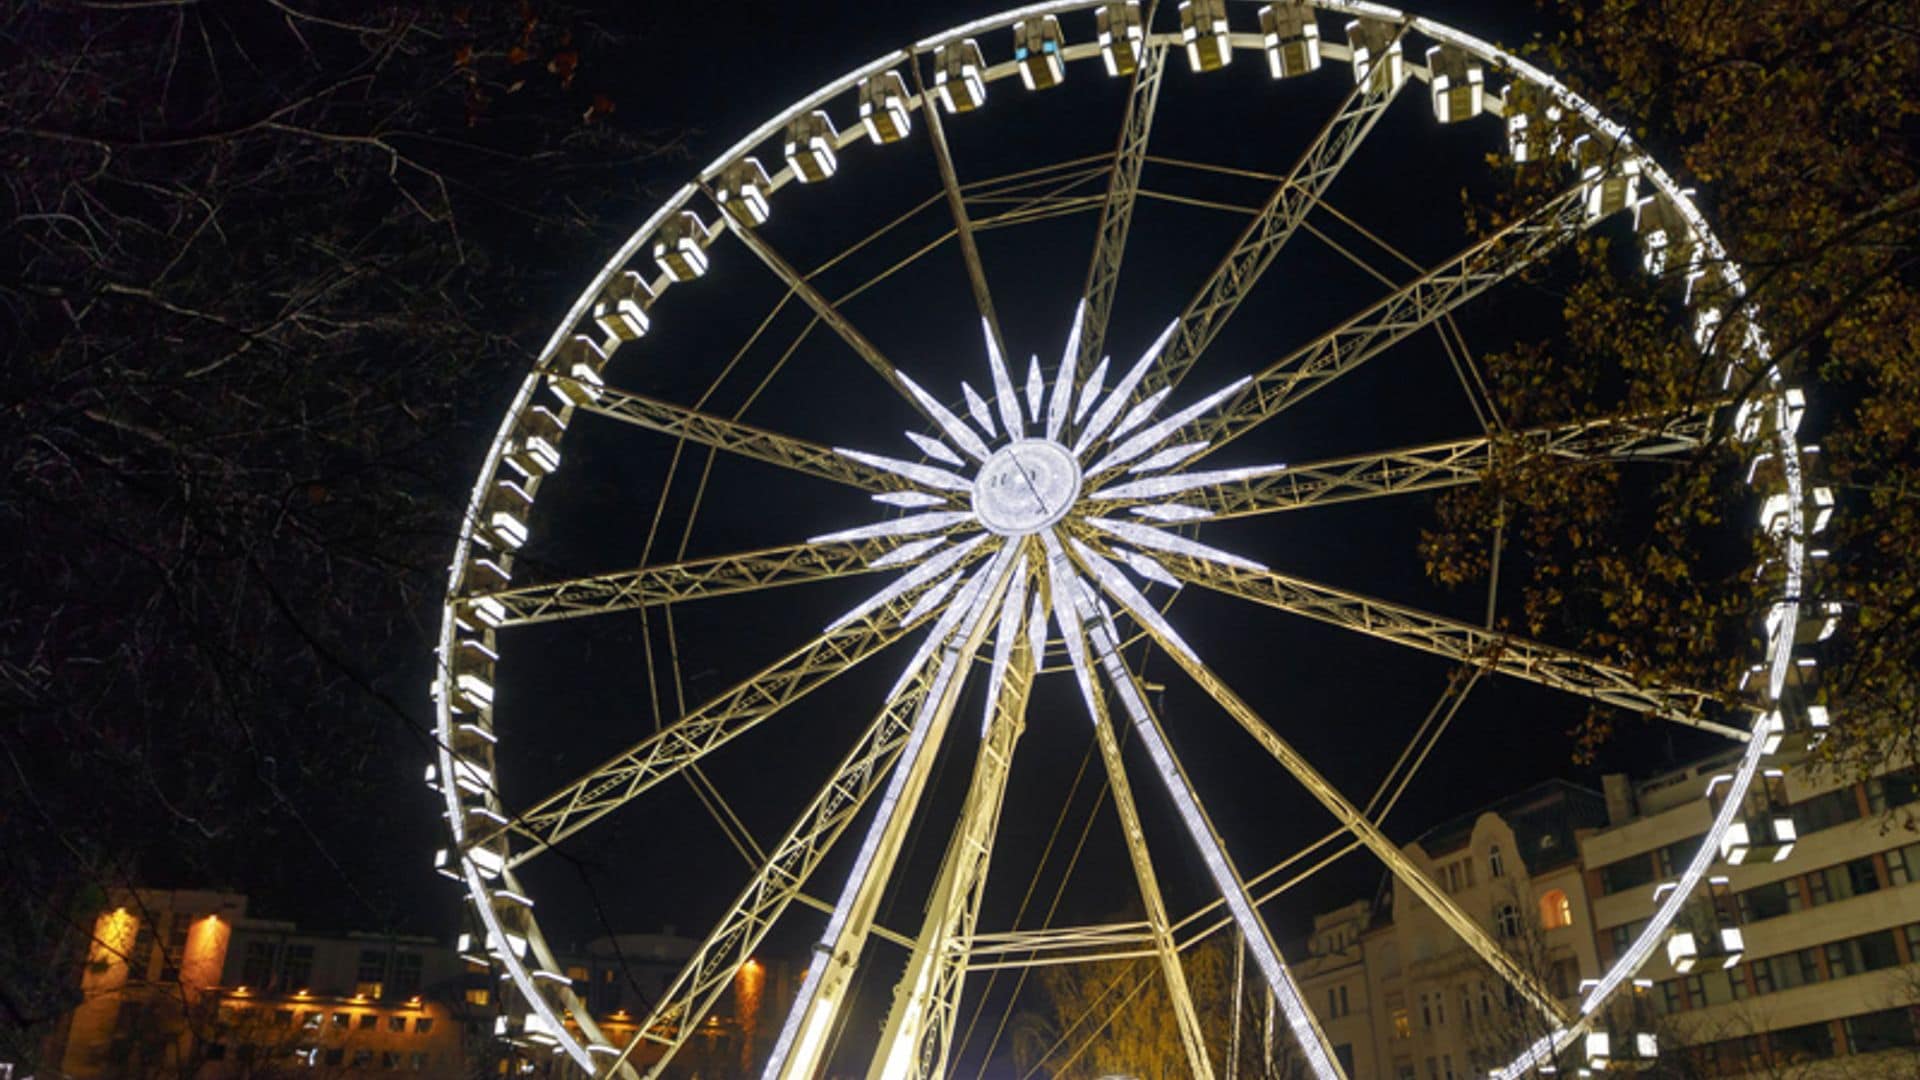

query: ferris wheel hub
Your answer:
[972,438,1082,535]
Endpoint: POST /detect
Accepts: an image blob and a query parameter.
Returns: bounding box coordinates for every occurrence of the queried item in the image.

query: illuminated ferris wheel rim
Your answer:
[428,3,1821,1078]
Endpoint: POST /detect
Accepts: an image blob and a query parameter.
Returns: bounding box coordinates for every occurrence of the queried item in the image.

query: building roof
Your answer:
[1411,778,1607,876]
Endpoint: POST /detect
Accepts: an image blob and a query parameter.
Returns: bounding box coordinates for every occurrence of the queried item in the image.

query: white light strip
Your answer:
[1025,355,1046,422]
[1074,320,1178,456]
[1086,376,1253,478]
[898,371,994,461]
[870,536,947,569]
[811,509,976,545]
[963,382,998,438]
[1047,301,1085,442]
[1130,441,1209,475]
[1071,599,1338,1080]
[1109,386,1173,444]
[1121,548,1183,590]
[1026,592,1049,666]
[984,317,1026,439]
[904,570,966,626]
[873,490,951,510]
[763,548,1013,1080]
[1131,503,1213,523]
[837,448,974,492]
[823,534,988,631]
[1086,516,1266,572]
[905,431,965,468]
[1067,538,1201,666]
[982,559,1031,736]
[1075,357,1109,424]
[1090,463,1288,502]
[888,546,1017,700]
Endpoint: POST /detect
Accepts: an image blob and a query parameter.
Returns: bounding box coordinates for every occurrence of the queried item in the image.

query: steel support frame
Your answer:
[608,649,951,1079]
[1086,551,1578,1030]
[471,538,924,629]
[1139,24,1411,402]
[566,378,909,493]
[1077,36,1168,375]
[1050,551,1344,1080]
[1070,613,1219,1080]
[1192,184,1594,452]
[485,576,971,865]
[1144,550,1743,739]
[1091,409,1713,520]
[765,550,1018,1080]
[868,632,1036,1080]
[912,60,1008,359]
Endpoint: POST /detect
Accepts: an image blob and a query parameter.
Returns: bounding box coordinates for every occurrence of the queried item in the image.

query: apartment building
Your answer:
[1584,749,1920,1076]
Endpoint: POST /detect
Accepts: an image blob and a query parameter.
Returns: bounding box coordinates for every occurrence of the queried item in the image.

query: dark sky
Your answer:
[350,2,1731,1071]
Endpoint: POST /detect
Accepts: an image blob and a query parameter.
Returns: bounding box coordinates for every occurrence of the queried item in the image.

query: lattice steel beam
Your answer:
[1138,25,1409,402]
[1187,183,1593,453]
[482,568,985,866]
[1138,549,1745,740]
[469,537,928,629]
[869,629,1035,1080]
[1077,37,1168,375]
[608,651,949,1080]
[1089,409,1713,518]
[568,378,909,493]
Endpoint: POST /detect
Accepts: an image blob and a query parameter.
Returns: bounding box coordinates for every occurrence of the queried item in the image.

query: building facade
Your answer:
[1293,754,1920,1077]
[41,891,773,1080]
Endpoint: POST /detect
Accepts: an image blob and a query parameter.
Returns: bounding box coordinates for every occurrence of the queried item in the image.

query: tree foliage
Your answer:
[1421,0,1919,778]
[0,0,678,1062]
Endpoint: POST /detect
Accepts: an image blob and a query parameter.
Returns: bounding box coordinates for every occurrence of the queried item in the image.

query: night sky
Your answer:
[319,1,1731,1069]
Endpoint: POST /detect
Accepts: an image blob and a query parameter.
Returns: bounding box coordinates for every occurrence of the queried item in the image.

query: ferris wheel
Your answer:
[428,2,1831,1077]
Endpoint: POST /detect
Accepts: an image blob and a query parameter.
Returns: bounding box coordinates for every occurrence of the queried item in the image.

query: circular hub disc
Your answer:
[972,439,1081,535]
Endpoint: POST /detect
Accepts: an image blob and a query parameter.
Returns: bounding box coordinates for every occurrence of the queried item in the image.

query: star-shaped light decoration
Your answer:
[812,301,1289,720]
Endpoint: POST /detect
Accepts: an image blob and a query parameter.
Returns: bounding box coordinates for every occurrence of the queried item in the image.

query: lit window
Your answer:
[1540,889,1573,930]
[465,989,490,1007]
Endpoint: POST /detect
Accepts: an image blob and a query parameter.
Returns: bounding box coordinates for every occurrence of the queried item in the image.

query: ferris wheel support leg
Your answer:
[763,551,1017,1080]
[1042,541,1343,1079]
[867,635,1035,1080]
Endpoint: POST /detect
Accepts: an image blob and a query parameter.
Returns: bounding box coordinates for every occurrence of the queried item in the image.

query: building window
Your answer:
[1488,844,1505,879]
[410,1052,429,1071]
[389,1015,407,1033]
[1846,1008,1920,1053]
[381,1051,401,1069]
[1325,985,1349,1019]
[415,1017,434,1034]
[1434,994,1445,1027]
[391,952,423,996]
[1867,770,1920,814]
[1885,841,1920,884]
[1442,1054,1455,1080]
[465,988,490,1007]
[325,1049,345,1067]
[1388,992,1410,1039]
[352,1050,373,1068]
[1770,1020,1835,1062]
[275,1009,295,1027]
[280,944,314,989]
[333,1012,350,1029]
[1737,878,1798,922]
[1660,980,1683,1015]
[1599,852,1657,896]
[241,942,277,988]
[1420,993,1432,1029]
[360,1013,379,1031]
[1494,904,1521,939]
[1539,889,1572,930]
[1793,785,1862,835]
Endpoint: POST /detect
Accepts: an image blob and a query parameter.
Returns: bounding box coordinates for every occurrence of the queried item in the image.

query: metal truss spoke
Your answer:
[707,186,939,428]
[912,60,1007,358]
[1091,409,1712,519]
[1145,550,1745,740]
[569,380,910,493]
[606,649,951,1080]
[468,537,938,629]
[869,628,1035,1080]
[1106,587,1577,1030]
[1190,182,1595,454]
[767,549,1018,1080]
[1077,34,1168,375]
[1139,25,1409,402]
[483,573,977,867]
